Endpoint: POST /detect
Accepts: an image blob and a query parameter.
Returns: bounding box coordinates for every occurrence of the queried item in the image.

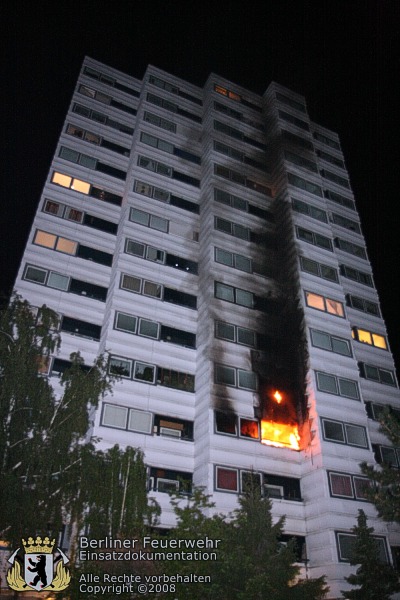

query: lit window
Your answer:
[240,418,259,439]
[306,292,325,311]
[51,172,72,188]
[352,327,388,350]
[71,178,91,194]
[34,231,57,249]
[56,237,77,255]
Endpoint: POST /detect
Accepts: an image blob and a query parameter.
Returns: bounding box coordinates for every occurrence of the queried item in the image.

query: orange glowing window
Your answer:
[71,177,90,194]
[228,91,241,101]
[305,291,344,317]
[34,230,57,249]
[214,85,228,96]
[326,298,344,317]
[306,292,325,311]
[56,237,77,255]
[52,171,72,188]
[353,327,387,350]
[240,418,259,439]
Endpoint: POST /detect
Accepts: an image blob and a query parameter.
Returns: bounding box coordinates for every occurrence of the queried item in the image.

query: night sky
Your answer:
[2,1,400,371]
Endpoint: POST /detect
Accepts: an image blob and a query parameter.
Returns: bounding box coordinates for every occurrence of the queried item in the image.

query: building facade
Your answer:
[14,57,400,597]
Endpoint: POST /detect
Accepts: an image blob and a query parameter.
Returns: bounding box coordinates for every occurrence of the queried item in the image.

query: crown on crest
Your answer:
[22,536,55,554]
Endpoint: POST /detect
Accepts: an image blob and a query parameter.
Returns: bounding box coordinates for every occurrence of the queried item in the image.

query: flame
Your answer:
[261,420,301,450]
[273,390,283,404]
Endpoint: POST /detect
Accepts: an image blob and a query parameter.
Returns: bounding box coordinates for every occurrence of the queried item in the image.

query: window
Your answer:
[160,325,196,348]
[165,253,198,274]
[51,171,122,205]
[288,173,322,197]
[133,361,156,383]
[313,131,340,150]
[43,200,116,233]
[316,371,359,399]
[101,404,153,434]
[330,213,361,234]
[328,471,372,501]
[109,356,132,378]
[79,84,136,114]
[76,245,113,266]
[143,111,177,132]
[284,150,317,172]
[322,418,368,448]
[134,179,199,213]
[153,415,194,440]
[215,467,239,492]
[324,189,355,211]
[214,141,267,172]
[316,149,345,168]
[215,364,257,391]
[300,257,339,282]
[214,120,266,150]
[278,110,309,131]
[310,329,352,357]
[214,188,273,221]
[129,207,169,232]
[214,164,272,196]
[359,363,396,387]
[59,146,126,180]
[215,247,252,273]
[320,169,350,189]
[61,316,101,340]
[292,198,327,222]
[215,282,254,308]
[72,103,134,134]
[297,227,332,251]
[141,131,200,164]
[215,412,237,436]
[352,327,388,350]
[157,368,195,392]
[83,66,139,96]
[115,312,137,334]
[276,92,306,113]
[345,294,380,317]
[373,444,400,468]
[215,321,257,348]
[146,92,202,123]
[336,533,388,563]
[214,101,264,131]
[66,123,130,156]
[305,291,344,317]
[23,265,47,285]
[340,264,374,287]
[334,238,367,260]
[214,84,262,112]
[282,129,314,150]
[34,229,112,265]
[214,216,250,240]
[108,356,156,384]
[149,468,193,494]
[69,278,108,301]
[23,264,107,299]
[121,274,142,293]
[138,155,200,187]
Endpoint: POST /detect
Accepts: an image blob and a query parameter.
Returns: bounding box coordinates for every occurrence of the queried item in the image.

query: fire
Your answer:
[261,420,301,450]
[273,390,283,403]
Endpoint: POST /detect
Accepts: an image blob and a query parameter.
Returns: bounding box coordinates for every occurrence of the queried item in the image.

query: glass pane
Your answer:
[150,215,168,232]
[353,477,371,500]
[240,419,259,439]
[326,298,344,317]
[320,265,338,281]
[323,420,345,442]
[331,337,351,356]
[138,319,159,339]
[135,180,153,196]
[102,404,128,428]
[301,257,319,275]
[234,254,252,272]
[379,369,395,385]
[237,327,256,347]
[143,281,162,298]
[215,321,235,341]
[345,424,367,447]
[84,131,101,144]
[25,266,47,284]
[121,275,141,292]
[233,224,249,240]
[34,231,57,249]
[317,373,338,394]
[79,154,97,169]
[109,358,131,377]
[60,147,79,162]
[372,334,387,350]
[215,217,232,233]
[338,378,359,399]
[306,292,325,311]
[133,362,155,383]
[65,208,83,222]
[47,272,69,291]
[44,200,63,216]
[130,208,150,226]
[215,412,237,435]
[380,447,397,466]
[71,178,90,194]
[115,313,137,333]
[235,289,253,307]
[128,409,152,433]
[238,370,257,390]
[298,228,314,243]
[146,246,165,263]
[216,467,238,491]
[56,237,77,255]
[126,240,145,257]
[52,172,72,188]
[215,248,233,266]
[215,365,235,386]
[330,473,353,497]
[364,364,380,381]
[311,330,332,351]
[215,283,234,302]
[357,329,372,345]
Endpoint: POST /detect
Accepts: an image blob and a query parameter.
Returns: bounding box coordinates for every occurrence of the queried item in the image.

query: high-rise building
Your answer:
[14,57,400,597]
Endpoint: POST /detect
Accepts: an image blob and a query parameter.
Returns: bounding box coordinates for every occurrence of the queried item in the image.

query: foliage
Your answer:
[360,409,400,524]
[160,486,328,600]
[341,509,400,600]
[0,296,156,552]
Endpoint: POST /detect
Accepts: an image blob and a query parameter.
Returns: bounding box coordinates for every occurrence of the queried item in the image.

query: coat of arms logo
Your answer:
[7,536,71,592]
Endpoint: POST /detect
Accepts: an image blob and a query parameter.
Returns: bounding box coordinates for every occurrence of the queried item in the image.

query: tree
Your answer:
[361,409,400,524]
[341,509,400,600]
[161,486,328,600]
[0,296,111,546]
